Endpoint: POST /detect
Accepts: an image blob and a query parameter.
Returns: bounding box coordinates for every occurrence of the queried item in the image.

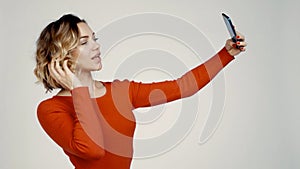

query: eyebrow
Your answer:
[79,32,95,39]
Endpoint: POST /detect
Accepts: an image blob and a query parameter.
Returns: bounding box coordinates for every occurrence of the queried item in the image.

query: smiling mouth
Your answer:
[91,53,101,60]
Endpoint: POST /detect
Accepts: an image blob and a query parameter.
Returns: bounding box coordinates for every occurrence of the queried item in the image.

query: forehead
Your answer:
[77,22,93,36]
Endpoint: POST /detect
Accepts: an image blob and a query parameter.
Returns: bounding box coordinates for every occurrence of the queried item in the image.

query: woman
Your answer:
[34,14,246,169]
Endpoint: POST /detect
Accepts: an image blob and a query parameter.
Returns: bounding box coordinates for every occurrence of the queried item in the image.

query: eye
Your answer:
[80,41,88,45]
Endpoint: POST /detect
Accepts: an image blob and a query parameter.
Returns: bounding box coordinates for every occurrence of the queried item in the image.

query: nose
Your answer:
[93,41,100,51]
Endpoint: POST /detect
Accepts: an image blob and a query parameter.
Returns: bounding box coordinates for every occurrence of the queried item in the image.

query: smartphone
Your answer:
[222,13,239,43]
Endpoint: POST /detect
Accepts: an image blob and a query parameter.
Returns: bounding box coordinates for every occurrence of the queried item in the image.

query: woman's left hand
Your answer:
[48,59,82,90]
[225,32,247,56]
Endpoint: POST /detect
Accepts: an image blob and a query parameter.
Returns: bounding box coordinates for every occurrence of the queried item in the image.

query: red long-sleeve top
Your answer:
[37,47,234,169]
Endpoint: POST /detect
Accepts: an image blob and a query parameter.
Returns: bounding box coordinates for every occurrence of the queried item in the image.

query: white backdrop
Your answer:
[1,0,299,168]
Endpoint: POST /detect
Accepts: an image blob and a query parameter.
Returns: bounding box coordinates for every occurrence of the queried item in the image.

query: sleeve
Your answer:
[37,87,105,160]
[129,47,235,108]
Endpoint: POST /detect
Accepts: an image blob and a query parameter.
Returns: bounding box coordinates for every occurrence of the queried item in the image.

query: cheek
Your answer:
[76,51,89,62]
[76,46,91,58]
[70,49,80,60]
[72,45,93,66]
[74,48,92,67]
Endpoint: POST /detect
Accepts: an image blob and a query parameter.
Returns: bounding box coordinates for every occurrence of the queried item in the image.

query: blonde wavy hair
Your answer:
[34,14,86,92]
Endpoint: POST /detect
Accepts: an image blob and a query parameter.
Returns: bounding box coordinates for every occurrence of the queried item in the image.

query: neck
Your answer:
[76,70,94,87]
[76,70,98,97]
[57,70,97,97]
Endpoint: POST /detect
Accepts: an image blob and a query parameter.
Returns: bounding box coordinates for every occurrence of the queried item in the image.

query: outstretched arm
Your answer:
[130,34,246,108]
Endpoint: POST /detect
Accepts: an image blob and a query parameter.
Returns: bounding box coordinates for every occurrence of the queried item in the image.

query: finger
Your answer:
[236,32,245,41]
[236,41,243,46]
[48,60,60,81]
[239,46,246,52]
[236,46,245,51]
[237,41,247,47]
[48,59,71,89]
[229,40,237,48]
[55,59,65,77]
[63,60,73,76]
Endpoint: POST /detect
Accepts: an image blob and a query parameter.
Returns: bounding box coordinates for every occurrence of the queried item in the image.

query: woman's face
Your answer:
[72,22,102,72]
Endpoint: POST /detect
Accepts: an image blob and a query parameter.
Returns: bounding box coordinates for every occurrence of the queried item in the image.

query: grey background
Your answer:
[1,0,299,168]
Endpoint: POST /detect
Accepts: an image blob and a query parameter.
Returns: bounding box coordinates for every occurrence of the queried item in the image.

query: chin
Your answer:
[95,65,102,71]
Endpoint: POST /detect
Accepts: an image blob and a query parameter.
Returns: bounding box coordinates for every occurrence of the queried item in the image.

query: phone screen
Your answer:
[222,13,237,42]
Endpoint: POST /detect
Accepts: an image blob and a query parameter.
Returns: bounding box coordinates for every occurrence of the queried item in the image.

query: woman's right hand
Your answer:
[48,59,82,90]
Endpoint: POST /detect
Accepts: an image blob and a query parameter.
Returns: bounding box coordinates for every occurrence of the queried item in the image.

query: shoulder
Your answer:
[37,98,56,112]
[37,96,72,116]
